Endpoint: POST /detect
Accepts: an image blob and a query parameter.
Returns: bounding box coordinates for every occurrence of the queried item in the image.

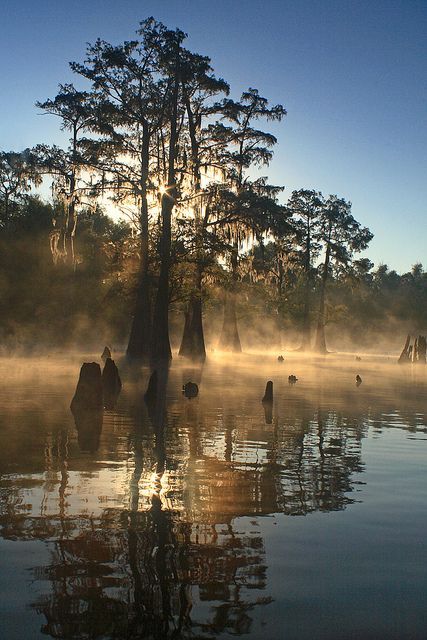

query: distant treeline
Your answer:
[0,18,422,356]
[0,195,425,354]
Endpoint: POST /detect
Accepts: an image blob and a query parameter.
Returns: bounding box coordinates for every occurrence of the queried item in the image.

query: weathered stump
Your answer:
[183,381,199,399]
[102,358,122,409]
[101,346,112,361]
[71,363,103,411]
[398,335,411,364]
[417,336,427,364]
[262,381,273,404]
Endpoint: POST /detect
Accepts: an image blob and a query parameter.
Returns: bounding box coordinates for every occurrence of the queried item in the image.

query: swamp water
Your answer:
[0,353,426,640]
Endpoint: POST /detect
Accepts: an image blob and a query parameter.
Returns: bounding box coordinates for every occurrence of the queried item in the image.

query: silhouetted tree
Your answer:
[313,195,373,352]
[0,149,41,226]
[36,85,94,268]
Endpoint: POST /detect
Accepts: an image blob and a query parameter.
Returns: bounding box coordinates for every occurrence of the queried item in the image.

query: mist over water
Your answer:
[0,352,426,639]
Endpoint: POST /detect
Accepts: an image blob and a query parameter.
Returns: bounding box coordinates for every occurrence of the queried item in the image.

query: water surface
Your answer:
[0,353,426,639]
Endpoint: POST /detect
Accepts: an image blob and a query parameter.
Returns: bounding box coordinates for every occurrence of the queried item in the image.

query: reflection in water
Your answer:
[0,354,426,638]
[71,406,103,452]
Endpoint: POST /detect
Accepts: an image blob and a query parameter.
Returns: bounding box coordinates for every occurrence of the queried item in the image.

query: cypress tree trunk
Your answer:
[178,92,207,360]
[219,291,242,352]
[179,265,206,360]
[313,229,331,354]
[179,306,193,356]
[65,125,78,270]
[300,297,312,350]
[218,245,242,352]
[127,124,152,361]
[64,193,77,269]
[299,224,312,350]
[151,191,174,362]
[313,280,327,353]
[151,57,179,363]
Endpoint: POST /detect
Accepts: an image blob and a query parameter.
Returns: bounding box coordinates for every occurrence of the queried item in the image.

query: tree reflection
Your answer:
[3,360,424,638]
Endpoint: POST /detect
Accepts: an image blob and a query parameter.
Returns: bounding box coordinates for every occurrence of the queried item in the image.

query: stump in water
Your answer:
[71,406,103,452]
[398,335,412,364]
[101,346,112,361]
[102,358,122,410]
[144,370,158,405]
[183,381,198,399]
[417,336,427,364]
[262,381,273,404]
[71,363,103,411]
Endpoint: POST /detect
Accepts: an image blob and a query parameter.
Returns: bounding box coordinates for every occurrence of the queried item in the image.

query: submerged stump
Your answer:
[102,357,122,410]
[262,381,273,404]
[183,381,199,399]
[101,346,112,361]
[71,363,103,411]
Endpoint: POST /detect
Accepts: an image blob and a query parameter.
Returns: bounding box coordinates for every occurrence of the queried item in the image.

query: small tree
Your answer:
[286,189,323,350]
[214,88,287,351]
[36,84,94,267]
[313,195,373,353]
[0,150,41,227]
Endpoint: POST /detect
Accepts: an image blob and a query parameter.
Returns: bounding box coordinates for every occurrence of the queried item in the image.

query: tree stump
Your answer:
[262,381,273,403]
[398,335,411,364]
[71,363,103,411]
[101,346,112,361]
[102,357,122,409]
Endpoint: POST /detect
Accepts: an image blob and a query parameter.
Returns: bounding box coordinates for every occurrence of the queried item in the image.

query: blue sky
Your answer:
[1,0,426,272]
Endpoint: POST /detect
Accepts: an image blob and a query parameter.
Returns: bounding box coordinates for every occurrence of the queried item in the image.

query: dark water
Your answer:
[0,353,426,640]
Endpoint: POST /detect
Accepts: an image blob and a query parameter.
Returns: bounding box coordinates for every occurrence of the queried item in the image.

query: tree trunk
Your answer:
[218,292,242,352]
[313,229,331,353]
[178,93,206,360]
[179,265,206,360]
[398,334,411,363]
[151,191,174,362]
[64,178,77,269]
[127,124,152,361]
[151,59,179,363]
[417,335,427,364]
[299,297,311,351]
[218,244,242,352]
[299,223,311,350]
[65,126,78,269]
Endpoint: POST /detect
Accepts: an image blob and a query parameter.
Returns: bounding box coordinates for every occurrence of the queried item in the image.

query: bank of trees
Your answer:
[3,17,422,356]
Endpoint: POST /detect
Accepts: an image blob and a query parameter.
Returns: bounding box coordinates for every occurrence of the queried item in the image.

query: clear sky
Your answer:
[1,0,426,272]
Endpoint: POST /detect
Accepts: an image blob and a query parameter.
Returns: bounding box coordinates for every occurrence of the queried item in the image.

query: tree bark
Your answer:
[299,220,312,350]
[179,264,206,360]
[218,245,242,352]
[313,224,332,353]
[178,94,206,360]
[65,124,78,269]
[127,123,152,360]
[151,57,179,363]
